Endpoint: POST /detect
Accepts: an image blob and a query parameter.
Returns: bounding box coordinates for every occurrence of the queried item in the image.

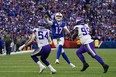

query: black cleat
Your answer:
[81,63,89,71]
[103,64,109,73]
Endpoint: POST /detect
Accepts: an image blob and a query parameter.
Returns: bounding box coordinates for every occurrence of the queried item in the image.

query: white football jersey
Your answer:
[33,28,50,47]
[73,24,93,44]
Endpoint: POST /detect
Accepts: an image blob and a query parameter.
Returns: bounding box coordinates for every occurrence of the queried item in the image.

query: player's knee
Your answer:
[61,49,64,53]
[30,55,38,62]
[40,57,45,62]
[76,50,81,55]
[91,55,97,58]
[58,42,63,46]
[58,45,63,48]
[31,55,34,59]
[91,56,95,58]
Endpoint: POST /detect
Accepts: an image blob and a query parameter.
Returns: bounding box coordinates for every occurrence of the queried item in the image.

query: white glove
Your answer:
[19,44,25,50]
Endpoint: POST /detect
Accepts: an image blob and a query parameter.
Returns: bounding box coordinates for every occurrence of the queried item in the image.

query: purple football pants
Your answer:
[31,44,51,66]
[76,42,104,65]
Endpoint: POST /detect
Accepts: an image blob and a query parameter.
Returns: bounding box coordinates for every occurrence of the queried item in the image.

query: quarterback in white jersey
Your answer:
[72,18,109,73]
[19,27,56,74]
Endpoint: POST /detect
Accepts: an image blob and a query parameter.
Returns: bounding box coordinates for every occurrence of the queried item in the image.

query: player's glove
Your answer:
[19,44,25,50]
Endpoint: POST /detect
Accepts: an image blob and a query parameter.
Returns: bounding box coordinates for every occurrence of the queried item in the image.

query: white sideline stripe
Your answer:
[0,71,38,73]
[0,50,33,56]
[0,48,56,56]
[0,66,36,67]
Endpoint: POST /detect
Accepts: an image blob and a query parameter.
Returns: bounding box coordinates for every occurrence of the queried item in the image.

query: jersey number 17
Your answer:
[56,27,63,34]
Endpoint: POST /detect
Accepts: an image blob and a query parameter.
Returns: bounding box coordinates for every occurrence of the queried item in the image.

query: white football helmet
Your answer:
[55,12,63,22]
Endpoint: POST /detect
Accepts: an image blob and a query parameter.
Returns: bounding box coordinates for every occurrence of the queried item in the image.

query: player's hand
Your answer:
[44,14,48,19]
[19,44,25,50]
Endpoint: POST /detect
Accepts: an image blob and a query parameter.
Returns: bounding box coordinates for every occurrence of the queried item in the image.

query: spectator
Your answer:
[0,36,4,54]
[4,32,12,55]
[0,0,115,51]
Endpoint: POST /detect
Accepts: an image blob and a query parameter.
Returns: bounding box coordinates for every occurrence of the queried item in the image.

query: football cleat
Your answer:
[103,64,109,73]
[81,63,89,71]
[39,66,46,73]
[55,59,59,64]
[50,69,57,74]
[70,63,76,68]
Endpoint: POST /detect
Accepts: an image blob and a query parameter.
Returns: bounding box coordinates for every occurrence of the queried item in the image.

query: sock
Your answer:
[37,61,44,67]
[62,52,70,64]
[94,55,104,65]
[48,65,54,71]
[83,61,88,65]
[56,45,62,59]
[40,57,50,66]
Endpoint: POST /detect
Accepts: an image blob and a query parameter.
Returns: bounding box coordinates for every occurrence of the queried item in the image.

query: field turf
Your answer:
[0,49,115,77]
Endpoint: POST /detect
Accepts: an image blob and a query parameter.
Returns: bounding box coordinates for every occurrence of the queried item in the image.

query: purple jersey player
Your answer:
[19,26,56,74]
[72,18,109,73]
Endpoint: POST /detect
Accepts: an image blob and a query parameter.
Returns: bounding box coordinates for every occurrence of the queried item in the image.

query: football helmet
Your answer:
[55,12,63,22]
[76,17,84,25]
[38,19,46,28]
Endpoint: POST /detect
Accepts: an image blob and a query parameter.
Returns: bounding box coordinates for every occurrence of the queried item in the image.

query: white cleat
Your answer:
[55,59,59,64]
[70,63,76,68]
[39,66,46,73]
[50,68,57,74]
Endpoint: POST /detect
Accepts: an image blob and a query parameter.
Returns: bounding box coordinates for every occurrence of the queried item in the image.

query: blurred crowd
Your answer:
[0,0,116,54]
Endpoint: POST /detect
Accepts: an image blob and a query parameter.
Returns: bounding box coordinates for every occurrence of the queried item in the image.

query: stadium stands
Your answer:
[0,0,115,51]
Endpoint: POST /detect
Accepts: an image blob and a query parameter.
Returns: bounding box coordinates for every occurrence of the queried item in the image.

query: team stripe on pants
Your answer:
[86,44,96,56]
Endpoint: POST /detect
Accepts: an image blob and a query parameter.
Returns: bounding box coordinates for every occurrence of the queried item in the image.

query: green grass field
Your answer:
[0,49,116,77]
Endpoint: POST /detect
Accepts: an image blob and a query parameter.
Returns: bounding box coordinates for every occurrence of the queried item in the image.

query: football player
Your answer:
[19,22,56,74]
[44,12,75,68]
[72,18,109,73]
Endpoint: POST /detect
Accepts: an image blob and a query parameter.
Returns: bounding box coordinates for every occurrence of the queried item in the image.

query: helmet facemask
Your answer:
[55,13,63,22]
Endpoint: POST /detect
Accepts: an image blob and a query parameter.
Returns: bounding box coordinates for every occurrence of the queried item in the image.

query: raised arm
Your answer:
[44,14,53,26]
